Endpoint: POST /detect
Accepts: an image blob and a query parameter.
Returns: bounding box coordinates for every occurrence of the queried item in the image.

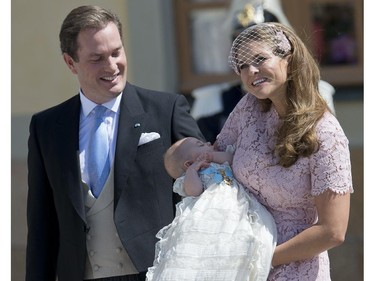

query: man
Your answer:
[26,5,204,281]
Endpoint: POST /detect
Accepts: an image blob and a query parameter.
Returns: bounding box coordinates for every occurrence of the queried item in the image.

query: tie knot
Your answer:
[92,105,108,117]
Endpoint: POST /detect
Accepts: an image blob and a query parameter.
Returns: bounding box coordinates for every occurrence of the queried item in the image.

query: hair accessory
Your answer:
[275,31,291,54]
[228,23,292,75]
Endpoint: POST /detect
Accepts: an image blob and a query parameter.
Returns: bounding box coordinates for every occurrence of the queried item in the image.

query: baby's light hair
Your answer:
[164,138,189,179]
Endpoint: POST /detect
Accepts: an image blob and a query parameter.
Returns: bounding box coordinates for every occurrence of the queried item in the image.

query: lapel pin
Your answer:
[134,123,141,128]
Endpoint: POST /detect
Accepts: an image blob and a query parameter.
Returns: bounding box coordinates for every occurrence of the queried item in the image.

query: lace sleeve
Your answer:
[225,144,236,154]
[310,113,354,195]
[172,175,187,197]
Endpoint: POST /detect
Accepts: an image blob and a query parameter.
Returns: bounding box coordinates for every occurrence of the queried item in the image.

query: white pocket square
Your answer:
[138,132,161,146]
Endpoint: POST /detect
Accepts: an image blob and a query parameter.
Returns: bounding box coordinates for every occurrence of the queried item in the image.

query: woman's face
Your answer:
[237,42,289,111]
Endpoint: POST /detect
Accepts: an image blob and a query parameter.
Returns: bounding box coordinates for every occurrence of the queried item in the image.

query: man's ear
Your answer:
[63,53,78,74]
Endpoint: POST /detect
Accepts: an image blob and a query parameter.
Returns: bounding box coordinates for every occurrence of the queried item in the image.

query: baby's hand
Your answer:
[189,157,210,172]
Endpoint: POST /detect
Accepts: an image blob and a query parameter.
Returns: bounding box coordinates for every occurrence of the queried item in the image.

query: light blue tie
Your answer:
[88,105,110,198]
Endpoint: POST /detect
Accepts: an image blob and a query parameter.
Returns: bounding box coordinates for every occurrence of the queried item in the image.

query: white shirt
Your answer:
[79,90,122,189]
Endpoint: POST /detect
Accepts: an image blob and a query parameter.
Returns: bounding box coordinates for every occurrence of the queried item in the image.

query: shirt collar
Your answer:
[79,89,122,117]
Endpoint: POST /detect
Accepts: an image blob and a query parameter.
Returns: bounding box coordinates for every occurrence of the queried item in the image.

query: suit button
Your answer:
[89,250,95,257]
[115,247,122,254]
[117,263,123,269]
[93,264,100,271]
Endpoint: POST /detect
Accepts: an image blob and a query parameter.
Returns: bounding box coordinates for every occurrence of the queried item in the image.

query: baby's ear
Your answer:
[183,160,192,169]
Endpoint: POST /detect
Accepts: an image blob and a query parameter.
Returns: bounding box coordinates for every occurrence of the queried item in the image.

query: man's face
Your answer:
[63,22,127,104]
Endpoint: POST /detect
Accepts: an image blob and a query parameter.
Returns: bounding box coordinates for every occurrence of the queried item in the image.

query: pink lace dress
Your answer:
[215,94,353,281]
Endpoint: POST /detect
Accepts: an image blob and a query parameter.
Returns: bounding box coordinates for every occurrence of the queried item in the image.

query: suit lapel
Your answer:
[114,84,147,208]
[55,95,86,222]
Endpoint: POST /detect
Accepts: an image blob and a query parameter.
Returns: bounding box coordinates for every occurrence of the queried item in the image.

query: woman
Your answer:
[215,22,353,280]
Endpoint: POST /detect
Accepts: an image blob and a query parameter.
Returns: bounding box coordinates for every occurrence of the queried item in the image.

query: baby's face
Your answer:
[184,138,214,160]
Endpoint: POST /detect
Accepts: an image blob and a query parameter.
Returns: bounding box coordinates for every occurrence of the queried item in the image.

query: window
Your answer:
[173,0,363,94]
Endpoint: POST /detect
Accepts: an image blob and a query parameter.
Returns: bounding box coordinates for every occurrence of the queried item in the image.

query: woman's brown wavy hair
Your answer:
[256,23,329,167]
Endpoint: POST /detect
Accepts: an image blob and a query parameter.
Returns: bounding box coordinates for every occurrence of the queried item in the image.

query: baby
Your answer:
[146,137,277,281]
[164,137,233,196]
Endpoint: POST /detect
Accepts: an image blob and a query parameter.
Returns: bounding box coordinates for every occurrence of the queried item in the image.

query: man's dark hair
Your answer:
[59,5,123,61]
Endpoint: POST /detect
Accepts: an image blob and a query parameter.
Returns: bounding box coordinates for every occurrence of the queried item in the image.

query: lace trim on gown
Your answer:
[146,160,277,281]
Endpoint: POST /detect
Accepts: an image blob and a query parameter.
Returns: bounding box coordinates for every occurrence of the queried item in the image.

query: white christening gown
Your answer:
[146,159,277,281]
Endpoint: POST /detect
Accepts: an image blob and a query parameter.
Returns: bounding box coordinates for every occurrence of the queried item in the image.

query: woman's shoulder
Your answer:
[315,111,349,150]
[227,93,260,120]
[238,93,258,107]
[316,111,347,138]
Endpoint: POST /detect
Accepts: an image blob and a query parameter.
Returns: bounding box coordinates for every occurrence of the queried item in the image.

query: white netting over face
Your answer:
[228,23,292,75]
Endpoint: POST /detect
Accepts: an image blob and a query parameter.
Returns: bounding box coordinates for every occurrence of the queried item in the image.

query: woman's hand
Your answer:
[196,152,213,163]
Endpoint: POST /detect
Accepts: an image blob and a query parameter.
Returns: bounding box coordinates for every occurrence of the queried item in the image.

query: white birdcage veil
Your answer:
[228,23,292,75]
